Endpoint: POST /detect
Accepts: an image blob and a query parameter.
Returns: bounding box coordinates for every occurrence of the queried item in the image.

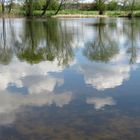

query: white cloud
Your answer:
[0,58,72,125]
[0,58,63,91]
[0,91,72,125]
[29,77,64,94]
[79,62,130,90]
[87,97,116,110]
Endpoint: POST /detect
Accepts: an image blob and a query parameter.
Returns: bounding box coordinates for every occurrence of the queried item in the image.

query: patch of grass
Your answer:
[58,10,98,15]
[106,11,125,17]
[135,11,140,17]
[33,10,98,16]
[0,9,140,18]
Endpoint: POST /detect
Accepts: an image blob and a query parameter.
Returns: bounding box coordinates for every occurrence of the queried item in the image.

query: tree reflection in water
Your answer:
[0,18,14,65]
[0,18,74,66]
[124,19,140,64]
[83,18,119,62]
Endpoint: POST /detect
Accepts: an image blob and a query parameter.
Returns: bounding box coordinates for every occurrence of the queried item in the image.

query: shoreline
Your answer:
[0,13,139,19]
[52,14,108,18]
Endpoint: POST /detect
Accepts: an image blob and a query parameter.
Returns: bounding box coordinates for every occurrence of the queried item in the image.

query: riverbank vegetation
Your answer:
[0,0,140,18]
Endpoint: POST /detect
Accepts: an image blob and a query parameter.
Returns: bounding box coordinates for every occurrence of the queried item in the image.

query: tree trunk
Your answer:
[8,0,13,14]
[99,10,103,15]
[1,0,5,14]
[54,0,64,15]
[97,0,105,15]
[129,0,135,18]
[26,0,33,17]
[41,0,51,16]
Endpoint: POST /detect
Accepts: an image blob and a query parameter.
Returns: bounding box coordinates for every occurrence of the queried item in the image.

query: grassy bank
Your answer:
[1,9,140,18]
[34,10,140,18]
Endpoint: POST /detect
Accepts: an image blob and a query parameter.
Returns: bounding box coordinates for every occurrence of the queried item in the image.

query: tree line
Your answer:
[0,0,140,17]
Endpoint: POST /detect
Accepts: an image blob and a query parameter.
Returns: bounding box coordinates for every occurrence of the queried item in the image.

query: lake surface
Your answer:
[0,17,140,140]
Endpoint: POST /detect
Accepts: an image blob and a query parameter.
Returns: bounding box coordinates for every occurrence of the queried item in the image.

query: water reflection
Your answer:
[0,18,14,65]
[78,18,140,90]
[79,62,130,90]
[0,18,140,139]
[86,96,116,110]
[125,19,140,64]
[0,18,76,125]
[0,18,75,65]
[84,18,119,62]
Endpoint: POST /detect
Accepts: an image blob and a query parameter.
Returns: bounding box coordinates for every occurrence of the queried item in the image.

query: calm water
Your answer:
[0,17,140,140]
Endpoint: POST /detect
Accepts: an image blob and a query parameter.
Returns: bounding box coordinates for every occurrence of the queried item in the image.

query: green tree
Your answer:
[41,0,51,16]
[107,0,118,10]
[25,0,33,17]
[95,0,107,15]
[54,0,65,15]
[1,0,5,14]
[41,0,59,16]
[129,0,136,17]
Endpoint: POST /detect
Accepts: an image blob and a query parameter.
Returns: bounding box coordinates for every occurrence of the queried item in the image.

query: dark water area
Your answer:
[0,17,140,140]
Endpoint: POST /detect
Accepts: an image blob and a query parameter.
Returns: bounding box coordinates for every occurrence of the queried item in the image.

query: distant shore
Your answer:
[50,10,140,18]
[0,10,140,18]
